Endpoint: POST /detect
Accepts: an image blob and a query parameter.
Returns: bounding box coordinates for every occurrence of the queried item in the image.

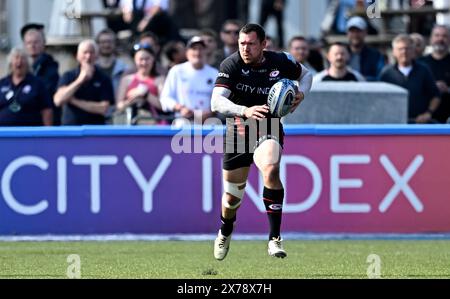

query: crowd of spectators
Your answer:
[1,1,450,126]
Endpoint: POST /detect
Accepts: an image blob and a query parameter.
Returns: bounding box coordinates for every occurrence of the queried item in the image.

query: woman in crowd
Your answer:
[0,48,52,126]
[116,43,168,124]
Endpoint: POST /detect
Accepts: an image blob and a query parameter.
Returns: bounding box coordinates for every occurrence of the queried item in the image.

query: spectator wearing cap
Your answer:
[313,42,365,83]
[54,40,115,125]
[379,34,440,124]
[116,43,168,125]
[160,36,218,127]
[21,23,60,125]
[346,16,385,81]
[0,48,53,126]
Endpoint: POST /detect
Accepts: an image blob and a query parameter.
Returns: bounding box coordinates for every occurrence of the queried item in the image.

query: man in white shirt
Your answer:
[160,36,218,127]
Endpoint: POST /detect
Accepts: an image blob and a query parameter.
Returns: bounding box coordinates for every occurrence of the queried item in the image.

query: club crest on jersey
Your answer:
[241,69,250,76]
[270,70,280,78]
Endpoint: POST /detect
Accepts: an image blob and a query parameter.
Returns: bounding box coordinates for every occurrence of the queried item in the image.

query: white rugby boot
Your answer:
[214,230,232,261]
[268,236,287,258]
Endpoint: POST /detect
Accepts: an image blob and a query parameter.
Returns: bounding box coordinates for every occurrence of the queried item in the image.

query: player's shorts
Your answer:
[222,117,284,171]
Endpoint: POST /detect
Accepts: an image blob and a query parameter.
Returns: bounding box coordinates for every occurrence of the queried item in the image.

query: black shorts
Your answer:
[222,117,284,171]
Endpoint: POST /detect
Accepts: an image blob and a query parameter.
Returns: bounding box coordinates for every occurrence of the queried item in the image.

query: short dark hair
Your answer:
[163,40,183,62]
[240,23,266,42]
[200,28,218,40]
[288,36,307,48]
[327,42,349,53]
[138,31,160,45]
[95,28,117,44]
[221,19,244,32]
[20,23,44,40]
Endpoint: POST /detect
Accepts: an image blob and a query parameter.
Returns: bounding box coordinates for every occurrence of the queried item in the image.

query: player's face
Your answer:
[239,32,266,65]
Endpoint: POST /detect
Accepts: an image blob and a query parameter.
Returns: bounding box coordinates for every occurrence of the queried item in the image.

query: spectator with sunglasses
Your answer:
[217,20,244,64]
[116,43,168,125]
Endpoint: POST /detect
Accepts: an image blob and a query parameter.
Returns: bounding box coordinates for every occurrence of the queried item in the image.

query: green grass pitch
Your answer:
[1,240,449,279]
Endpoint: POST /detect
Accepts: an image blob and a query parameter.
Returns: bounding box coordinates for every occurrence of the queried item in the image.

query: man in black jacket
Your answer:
[380,34,440,124]
[22,24,60,125]
[419,25,450,123]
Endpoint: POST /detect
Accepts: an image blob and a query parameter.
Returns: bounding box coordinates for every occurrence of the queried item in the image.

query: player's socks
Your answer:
[263,187,284,240]
[220,215,236,237]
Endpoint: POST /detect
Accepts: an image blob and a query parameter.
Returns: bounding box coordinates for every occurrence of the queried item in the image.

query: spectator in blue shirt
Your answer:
[0,48,53,126]
[54,40,115,125]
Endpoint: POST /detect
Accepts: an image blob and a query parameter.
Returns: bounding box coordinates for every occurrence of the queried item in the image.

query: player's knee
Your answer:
[222,180,246,210]
[222,193,242,210]
[254,140,281,169]
[262,164,280,184]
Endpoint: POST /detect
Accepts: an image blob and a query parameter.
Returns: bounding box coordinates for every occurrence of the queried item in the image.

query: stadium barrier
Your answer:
[284,82,408,124]
[0,125,449,235]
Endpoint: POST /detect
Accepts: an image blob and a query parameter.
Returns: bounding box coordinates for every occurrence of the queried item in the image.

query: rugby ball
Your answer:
[267,79,297,117]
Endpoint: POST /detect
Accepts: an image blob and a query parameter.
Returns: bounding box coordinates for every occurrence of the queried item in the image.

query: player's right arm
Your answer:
[211,87,268,120]
[212,57,268,120]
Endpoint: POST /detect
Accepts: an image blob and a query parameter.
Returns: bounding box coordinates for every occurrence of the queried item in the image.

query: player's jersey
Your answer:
[215,50,302,109]
[215,51,302,157]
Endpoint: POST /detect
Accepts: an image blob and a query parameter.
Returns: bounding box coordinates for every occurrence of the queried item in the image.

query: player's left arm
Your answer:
[291,63,313,112]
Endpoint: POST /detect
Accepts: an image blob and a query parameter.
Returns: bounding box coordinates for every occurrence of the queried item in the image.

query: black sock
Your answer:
[220,215,236,237]
[263,187,284,240]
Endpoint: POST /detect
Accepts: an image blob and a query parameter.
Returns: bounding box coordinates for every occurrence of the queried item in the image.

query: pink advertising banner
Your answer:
[0,126,449,234]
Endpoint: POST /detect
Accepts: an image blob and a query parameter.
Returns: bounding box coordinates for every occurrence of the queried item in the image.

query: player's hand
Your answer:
[244,105,269,120]
[290,91,304,113]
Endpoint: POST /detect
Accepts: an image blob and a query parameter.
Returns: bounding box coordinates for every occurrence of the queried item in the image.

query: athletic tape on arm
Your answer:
[211,87,247,117]
[297,63,313,97]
